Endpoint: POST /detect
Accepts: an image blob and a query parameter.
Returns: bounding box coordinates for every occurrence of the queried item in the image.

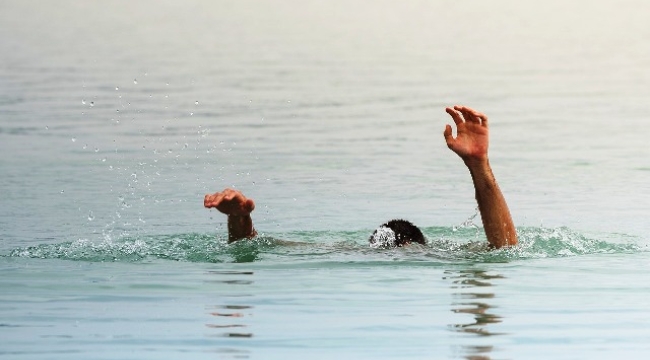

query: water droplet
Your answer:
[190,112,194,116]
[94,148,99,152]
[60,190,65,194]
[89,101,94,107]
[71,137,76,142]
[88,211,95,221]
[116,109,120,113]
[45,126,49,130]
[115,87,119,91]
[83,144,87,149]
[133,79,138,84]
[81,99,86,105]
[195,101,199,105]
[102,158,106,162]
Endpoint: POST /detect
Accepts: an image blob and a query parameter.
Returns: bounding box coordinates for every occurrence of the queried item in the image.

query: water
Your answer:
[1,0,650,358]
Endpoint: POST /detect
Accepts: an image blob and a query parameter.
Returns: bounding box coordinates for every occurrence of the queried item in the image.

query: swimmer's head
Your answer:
[368,219,426,248]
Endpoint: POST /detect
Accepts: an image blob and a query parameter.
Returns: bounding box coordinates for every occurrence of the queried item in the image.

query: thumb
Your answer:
[443,124,454,145]
[244,199,255,213]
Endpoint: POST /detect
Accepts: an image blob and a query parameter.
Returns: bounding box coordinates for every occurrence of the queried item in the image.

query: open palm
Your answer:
[443,106,489,161]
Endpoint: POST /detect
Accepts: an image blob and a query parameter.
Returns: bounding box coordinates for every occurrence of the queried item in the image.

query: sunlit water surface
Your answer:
[1,0,650,359]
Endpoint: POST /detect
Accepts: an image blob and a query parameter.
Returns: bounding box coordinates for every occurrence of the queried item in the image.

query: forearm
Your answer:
[227,215,257,243]
[465,158,517,248]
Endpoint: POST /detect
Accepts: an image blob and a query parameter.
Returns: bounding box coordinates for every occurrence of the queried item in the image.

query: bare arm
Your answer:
[443,105,517,248]
[204,188,257,243]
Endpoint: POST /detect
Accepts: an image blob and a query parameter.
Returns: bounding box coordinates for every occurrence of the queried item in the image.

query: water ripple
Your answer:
[6,227,642,265]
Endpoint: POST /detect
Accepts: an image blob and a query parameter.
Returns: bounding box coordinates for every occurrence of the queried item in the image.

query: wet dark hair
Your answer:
[368,219,426,247]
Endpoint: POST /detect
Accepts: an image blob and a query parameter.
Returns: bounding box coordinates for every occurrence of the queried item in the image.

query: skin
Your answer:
[203,188,256,243]
[444,105,517,248]
[205,105,517,248]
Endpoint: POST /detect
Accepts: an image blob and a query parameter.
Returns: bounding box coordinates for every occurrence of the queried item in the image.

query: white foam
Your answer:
[369,226,396,248]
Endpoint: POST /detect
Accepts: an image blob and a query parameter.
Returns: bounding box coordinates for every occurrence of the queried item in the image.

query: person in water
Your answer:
[204,105,518,249]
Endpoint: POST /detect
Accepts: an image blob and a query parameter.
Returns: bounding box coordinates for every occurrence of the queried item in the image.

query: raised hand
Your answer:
[204,188,257,242]
[204,188,255,217]
[443,105,489,162]
[442,105,517,248]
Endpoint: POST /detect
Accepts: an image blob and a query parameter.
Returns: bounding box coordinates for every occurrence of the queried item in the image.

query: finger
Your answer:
[466,107,488,127]
[457,106,488,127]
[445,107,464,125]
[476,112,488,127]
[204,193,219,207]
[443,124,454,147]
[222,188,234,196]
[224,192,236,202]
[457,106,480,125]
[211,193,225,208]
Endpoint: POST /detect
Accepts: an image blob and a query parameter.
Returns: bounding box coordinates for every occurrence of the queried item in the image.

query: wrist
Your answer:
[227,214,256,241]
[462,156,489,170]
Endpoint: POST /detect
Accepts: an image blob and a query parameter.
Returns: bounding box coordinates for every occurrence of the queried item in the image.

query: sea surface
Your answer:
[1,0,650,359]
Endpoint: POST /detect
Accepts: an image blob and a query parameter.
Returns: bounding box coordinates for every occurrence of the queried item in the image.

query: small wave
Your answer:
[7,234,278,263]
[426,226,641,263]
[6,227,642,264]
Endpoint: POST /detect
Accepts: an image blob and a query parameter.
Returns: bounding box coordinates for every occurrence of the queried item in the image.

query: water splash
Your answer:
[428,226,641,263]
[5,227,641,264]
[7,234,276,263]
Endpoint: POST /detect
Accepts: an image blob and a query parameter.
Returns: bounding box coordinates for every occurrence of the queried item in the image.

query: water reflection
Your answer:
[444,269,505,359]
[205,270,254,357]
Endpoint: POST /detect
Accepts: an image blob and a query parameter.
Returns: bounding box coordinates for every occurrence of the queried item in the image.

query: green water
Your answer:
[2,0,650,358]
[7,227,641,264]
